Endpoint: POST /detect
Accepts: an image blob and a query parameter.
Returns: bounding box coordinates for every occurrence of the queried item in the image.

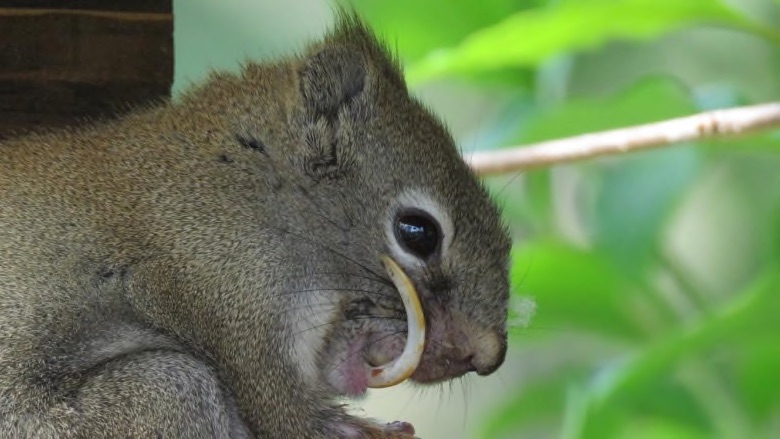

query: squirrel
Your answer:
[0,12,511,439]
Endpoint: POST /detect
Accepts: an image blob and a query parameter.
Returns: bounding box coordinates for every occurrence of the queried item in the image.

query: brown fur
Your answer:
[0,14,510,438]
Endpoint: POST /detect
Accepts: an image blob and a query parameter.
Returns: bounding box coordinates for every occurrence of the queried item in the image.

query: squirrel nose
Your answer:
[413,309,510,383]
[469,329,507,376]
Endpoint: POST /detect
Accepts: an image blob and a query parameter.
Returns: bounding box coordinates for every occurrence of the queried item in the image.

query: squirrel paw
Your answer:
[381,421,417,438]
[334,419,419,439]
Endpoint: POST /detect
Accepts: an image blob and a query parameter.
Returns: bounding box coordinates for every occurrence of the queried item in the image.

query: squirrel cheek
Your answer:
[290,294,335,386]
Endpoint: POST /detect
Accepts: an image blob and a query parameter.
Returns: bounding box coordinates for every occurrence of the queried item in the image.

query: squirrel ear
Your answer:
[299,46,366,117]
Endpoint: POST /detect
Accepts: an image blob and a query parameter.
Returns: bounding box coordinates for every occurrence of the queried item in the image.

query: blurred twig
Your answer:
[466,102,780,176]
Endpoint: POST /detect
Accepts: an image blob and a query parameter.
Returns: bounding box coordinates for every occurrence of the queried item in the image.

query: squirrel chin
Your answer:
[326,334,372,397]
[326,330,414,397]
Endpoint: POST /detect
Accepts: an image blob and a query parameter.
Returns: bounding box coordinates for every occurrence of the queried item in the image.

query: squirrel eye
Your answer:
[395,211,440,259]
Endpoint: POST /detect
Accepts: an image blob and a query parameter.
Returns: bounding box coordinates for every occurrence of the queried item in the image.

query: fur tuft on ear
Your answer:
[298,11,407,117]
[299,46,366,118]
[324,10,406,88]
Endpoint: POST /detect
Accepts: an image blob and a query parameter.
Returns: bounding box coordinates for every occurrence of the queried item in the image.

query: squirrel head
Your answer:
[165,13,511,398]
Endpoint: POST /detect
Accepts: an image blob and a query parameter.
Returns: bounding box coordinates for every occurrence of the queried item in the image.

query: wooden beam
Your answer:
[0,1,171,13]
[0,2,173,139]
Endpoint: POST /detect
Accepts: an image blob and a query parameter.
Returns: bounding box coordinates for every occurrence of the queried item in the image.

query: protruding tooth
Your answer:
[366,256,426,388]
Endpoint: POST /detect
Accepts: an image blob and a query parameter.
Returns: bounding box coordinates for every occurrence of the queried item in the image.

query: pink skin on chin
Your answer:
[327,337,417,437]
[335,335,370,397]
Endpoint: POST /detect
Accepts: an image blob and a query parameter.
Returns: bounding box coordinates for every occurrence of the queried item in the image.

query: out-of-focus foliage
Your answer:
[347,0,780,438]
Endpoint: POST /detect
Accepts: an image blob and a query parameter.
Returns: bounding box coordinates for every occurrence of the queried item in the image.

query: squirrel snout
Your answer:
[470,327,507,377]
[413,310,508,383]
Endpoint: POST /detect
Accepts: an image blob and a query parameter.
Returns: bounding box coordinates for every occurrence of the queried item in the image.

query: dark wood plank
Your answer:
[0,1,170,13]
[0,11,172,83]
[0,80,170,137]
[0,5,173,139]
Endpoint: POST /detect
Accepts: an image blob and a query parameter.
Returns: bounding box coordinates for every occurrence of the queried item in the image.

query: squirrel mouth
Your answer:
[329,256,426,397]
[363,256,426,389]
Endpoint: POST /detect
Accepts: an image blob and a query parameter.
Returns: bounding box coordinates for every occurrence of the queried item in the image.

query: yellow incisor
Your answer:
[366,256,426,388]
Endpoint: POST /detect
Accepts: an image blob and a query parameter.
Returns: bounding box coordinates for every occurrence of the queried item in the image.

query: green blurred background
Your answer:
[174,1,780,438]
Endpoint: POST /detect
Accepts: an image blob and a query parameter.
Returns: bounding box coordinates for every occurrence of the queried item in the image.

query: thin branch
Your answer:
[465,102,780,176]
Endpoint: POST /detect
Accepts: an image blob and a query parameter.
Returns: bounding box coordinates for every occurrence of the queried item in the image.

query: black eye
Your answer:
[395,211,440,259]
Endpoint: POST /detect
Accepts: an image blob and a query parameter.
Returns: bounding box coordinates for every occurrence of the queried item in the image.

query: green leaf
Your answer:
[337,0,532,62]
[406,0,745,84]
[516,79,703,277]
[705,132,780,154]
[479,373,573,438]
[583,271,780,418]
[610,417,711,439]
[592,146,701,276]
[541,271,780,438]
[510,239,642,338]
[734,334,780,421]
[487,168,554,238]
[575,375,713,438]
[521,78,697,141]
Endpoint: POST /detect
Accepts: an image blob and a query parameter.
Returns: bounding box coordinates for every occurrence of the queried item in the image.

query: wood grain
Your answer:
[0,3,172,139]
